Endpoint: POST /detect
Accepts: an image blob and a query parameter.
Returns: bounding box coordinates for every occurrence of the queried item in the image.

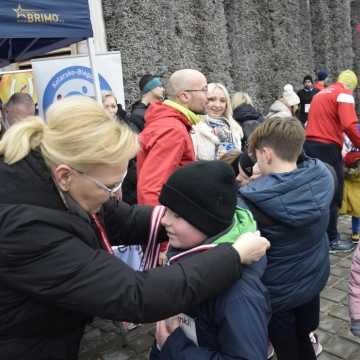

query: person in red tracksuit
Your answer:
[305,69,360,253]
[137,69,208,265]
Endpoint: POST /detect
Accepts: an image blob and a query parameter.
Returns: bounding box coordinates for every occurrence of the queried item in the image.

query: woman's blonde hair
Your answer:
[231,92,254,109]
[207,83,244,140]
[0,96,139,171]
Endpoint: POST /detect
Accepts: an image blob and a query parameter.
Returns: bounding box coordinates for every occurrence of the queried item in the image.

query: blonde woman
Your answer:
[192,83,243,160]
[102,91,119,120]
[0,96,269,359]
[102,90,128,122]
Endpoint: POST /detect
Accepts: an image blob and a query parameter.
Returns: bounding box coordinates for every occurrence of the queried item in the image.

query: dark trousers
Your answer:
[304,140,343,243]
[269,296,320,360]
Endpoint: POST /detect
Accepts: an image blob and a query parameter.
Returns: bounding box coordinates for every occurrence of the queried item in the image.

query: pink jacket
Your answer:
[349,245,360,322]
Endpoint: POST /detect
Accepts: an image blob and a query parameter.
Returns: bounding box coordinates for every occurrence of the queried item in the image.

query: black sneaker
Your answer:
[352,232,360,244]
[329,240,355,253]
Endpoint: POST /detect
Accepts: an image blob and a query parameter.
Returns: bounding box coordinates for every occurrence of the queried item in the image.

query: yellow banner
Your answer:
[0,70,38,104]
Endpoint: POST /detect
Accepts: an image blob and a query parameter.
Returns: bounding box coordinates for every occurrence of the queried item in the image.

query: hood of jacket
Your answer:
[233,104,263,124]
[168,208,266,278]
[145,101,193,130]
[266,100,292,118]
[239,158,334,226]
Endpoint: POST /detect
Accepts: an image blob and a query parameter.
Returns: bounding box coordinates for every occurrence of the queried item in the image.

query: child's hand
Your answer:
[250,163,262,181]
[232,231,270,264]
[155,317,180,348]
[158,251,167,266]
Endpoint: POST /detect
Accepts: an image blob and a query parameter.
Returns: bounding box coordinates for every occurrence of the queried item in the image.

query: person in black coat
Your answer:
[0,96,269,360]
[232,92,264,150]
[297,75,319,126]
[128,74,164,133]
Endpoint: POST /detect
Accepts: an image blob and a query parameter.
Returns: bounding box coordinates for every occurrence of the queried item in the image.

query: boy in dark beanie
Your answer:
[150,160,271,360]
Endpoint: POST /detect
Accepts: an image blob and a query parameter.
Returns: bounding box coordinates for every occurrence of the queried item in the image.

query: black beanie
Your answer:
[159,160,237,237]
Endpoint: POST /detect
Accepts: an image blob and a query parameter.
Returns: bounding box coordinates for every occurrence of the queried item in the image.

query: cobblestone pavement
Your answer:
[79,215,360,360]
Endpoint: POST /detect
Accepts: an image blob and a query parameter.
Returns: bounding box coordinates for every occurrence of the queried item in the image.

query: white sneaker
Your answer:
[309,332,323,357]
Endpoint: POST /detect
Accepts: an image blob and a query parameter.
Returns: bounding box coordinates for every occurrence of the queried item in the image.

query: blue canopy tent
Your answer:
[0,1,93,66]
[0,1,102,102]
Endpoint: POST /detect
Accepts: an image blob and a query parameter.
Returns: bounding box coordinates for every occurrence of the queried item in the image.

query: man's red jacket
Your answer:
[137,101,195,206]
[306,82,360,149]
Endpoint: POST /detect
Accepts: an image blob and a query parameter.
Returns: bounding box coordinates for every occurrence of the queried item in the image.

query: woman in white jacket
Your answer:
[191,83,243,160]
[266,84,300,120]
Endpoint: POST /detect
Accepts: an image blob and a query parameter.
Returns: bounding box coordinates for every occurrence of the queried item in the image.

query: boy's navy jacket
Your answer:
[150,215,271,360]
[238,158,333,313]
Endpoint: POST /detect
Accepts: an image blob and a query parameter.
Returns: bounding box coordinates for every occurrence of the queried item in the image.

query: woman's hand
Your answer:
[249,162,262,181]
[232,231,270,265]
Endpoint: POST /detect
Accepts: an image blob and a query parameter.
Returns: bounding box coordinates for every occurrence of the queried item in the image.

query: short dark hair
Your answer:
[303,75,313,83]
[248,117,305,162]
[5,92,34,110]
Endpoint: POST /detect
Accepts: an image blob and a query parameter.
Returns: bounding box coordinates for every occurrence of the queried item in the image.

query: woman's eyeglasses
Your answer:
[74,169,127,197]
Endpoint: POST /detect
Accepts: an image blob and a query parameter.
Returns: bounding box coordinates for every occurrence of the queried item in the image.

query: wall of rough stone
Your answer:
[102,0,358,113]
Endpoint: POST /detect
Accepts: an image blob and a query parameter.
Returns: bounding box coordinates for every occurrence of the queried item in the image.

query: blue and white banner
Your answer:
[32,51,125,117]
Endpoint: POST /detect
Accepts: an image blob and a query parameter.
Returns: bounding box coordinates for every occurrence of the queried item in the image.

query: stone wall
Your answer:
[102,0,359,113]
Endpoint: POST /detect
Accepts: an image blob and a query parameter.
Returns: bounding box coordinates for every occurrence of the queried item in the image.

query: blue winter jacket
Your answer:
[150,256,271,359]
[238,158,333,313]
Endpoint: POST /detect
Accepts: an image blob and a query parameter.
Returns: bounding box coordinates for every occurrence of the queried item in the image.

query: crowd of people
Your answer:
[0,66,359,360]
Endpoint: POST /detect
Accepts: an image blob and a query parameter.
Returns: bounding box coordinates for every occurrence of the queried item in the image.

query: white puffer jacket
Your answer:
[266,100,292,119]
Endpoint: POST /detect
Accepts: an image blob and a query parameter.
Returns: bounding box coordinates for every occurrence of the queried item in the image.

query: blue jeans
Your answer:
[352,217,360,234]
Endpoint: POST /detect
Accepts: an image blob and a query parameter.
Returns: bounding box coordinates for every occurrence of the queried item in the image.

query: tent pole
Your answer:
[87,37,102,104]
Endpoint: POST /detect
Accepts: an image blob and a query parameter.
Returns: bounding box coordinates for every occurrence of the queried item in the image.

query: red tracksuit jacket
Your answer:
[306,82,360,148]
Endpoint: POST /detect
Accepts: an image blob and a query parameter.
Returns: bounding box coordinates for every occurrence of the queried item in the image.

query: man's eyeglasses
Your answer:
[183,87,208,93]
[74,169,127,197]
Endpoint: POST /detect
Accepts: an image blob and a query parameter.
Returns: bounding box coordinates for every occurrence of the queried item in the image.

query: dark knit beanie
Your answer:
[303,75,313,83]
[139,74,162,93]
[317,69,328,81]
[159,160,237,237]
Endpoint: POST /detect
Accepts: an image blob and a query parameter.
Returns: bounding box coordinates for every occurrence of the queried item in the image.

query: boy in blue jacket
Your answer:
[238,117,333,359]
[150,160,271,360]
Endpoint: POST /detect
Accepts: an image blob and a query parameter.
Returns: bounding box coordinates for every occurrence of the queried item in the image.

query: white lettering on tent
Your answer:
[13,3,61,24]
